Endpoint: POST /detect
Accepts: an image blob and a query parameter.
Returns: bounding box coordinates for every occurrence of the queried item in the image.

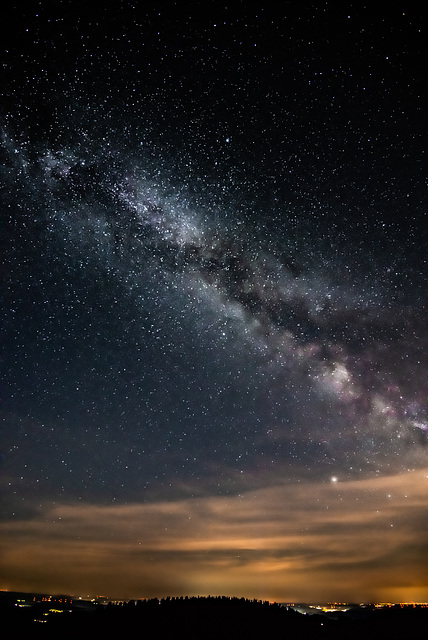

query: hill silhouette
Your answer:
[1,592,427,639]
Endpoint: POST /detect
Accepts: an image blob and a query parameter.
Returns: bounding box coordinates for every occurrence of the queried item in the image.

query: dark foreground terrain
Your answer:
[1,592,427,639]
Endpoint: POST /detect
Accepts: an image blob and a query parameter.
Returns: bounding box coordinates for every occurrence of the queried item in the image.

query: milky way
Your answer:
[3,119,426,501]
[1,2,427,601]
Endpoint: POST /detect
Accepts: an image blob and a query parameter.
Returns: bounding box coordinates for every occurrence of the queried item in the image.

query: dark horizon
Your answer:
[3,590,428,640]
[3,588,428,607]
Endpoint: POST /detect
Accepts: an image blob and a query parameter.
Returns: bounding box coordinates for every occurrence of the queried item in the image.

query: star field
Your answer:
[1,2,427,602]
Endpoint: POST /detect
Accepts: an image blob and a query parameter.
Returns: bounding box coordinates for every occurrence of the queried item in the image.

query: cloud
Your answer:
[1,470,427,601]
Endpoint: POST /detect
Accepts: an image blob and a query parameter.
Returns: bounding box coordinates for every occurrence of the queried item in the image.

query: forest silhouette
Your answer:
[2,593,427,639]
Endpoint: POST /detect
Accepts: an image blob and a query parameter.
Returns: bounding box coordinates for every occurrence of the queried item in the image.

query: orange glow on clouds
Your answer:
[1,469,427,603]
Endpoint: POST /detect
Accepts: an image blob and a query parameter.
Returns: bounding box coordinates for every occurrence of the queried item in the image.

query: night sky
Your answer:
[1,2,427,603]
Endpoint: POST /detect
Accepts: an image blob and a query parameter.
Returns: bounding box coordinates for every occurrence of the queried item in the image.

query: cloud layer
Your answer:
[2,470,427,602]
